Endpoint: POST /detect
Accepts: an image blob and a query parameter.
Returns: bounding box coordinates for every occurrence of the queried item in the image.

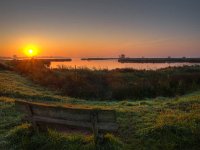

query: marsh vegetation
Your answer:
[7,59,200,100]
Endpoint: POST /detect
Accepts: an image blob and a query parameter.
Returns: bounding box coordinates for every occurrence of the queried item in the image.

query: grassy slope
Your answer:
[0,71,200,150]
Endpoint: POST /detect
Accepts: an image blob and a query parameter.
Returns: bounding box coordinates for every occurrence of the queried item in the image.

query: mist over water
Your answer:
[50,58,199,70]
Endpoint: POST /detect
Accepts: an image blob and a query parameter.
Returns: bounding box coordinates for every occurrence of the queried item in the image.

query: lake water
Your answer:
[50,58,199,70]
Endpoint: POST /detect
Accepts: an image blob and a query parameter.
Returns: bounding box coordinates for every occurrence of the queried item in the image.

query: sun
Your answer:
[23,45,39,57]
[25,49,37,57]
[28,49,33,55]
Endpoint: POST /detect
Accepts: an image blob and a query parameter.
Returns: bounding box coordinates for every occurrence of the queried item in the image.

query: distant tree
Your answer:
[13,55,18,60]
[119,54,125,59]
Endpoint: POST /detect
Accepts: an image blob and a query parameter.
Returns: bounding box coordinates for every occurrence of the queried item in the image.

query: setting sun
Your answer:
[28,49,33,54]
[25,49,37,57]
[23,45,39,57]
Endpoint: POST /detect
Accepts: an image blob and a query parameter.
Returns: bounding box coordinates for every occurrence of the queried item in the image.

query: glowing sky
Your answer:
[1,0,200,57]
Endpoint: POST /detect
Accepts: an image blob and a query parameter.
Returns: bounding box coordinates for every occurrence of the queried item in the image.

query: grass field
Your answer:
[0,70,200,150]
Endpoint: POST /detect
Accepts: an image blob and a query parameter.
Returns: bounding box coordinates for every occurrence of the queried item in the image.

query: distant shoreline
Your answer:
[118,58,200,63]
[1,57,200,64]
[81,58,118,61]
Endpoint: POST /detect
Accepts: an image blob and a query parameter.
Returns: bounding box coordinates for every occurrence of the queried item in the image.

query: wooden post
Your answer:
[91,111,98,147]
[25,104,38,132]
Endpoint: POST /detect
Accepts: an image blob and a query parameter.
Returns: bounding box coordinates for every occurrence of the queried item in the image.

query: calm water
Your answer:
[50,58,199,70]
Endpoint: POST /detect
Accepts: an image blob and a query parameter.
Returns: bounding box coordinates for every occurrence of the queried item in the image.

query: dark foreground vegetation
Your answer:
[5,59,200,100]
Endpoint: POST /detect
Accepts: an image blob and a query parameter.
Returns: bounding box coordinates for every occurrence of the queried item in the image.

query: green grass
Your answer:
[6,124,122,150]
[0,70,200,149]
[0,71,76,103]
[0,97,21,149]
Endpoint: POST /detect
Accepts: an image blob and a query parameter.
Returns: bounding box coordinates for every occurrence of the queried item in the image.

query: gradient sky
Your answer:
[1,0,200,57]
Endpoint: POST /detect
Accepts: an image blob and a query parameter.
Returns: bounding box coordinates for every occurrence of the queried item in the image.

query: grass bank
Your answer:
[0,70,200,149]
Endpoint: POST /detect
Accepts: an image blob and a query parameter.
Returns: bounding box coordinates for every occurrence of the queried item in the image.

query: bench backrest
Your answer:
[15,100,118,132]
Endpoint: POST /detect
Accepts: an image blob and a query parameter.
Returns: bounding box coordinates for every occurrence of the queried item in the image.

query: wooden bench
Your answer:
[15,100,118,144]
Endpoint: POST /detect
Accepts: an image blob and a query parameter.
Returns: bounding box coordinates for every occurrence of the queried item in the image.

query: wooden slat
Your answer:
[98,122,118,131]
[32,105,91,122]
[33,116,92,128]
[16,100,95,111]
[98,110,116,122]
[32,116,118,131]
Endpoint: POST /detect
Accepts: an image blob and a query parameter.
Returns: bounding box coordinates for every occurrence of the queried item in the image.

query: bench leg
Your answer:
[91,112,99,147]
[25,104,39,132]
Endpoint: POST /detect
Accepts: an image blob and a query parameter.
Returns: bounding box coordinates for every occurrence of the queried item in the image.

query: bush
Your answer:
[0,62,10,70]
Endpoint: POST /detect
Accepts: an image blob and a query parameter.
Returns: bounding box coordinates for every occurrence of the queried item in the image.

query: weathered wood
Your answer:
[91,111,98,145]
[15,100,118,137]
[25,104,38,131]
[33,116,92,128]
[15,100,117,123]
[32,105,91,121]
[98,110,117,122]
[22,114,118,131]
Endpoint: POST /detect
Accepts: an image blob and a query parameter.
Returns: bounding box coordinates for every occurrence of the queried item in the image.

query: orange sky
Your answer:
[1,34,199,58]
[1,0,200,58]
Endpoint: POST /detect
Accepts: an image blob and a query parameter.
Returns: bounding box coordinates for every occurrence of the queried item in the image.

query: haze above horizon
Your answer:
[1,0,200,57]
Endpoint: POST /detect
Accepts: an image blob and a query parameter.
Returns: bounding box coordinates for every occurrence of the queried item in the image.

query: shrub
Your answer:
[0,62,10,70]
